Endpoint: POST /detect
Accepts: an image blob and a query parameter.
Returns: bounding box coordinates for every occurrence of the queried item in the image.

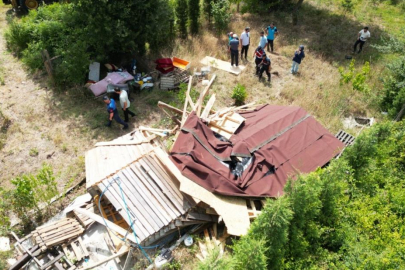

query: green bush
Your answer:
[380,57,405,120]
[5,1,174,87]
[11,163,58,220]
[211,0,231,35]
[224,120,405,269]
[231,84,247,105]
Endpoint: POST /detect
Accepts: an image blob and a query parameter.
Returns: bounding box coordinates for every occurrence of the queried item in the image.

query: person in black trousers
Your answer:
[259,54,271,82]
[103,96,129,130]
[240,27,250,60]
[229,34,240,67]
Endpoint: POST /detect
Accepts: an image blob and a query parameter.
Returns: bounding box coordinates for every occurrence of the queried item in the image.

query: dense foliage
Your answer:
[199,120,405,269]
[211,0,231,35]
[188,0,200,35]
[176,0,188,38]
[5,0,174,86]
[380,57,405,120]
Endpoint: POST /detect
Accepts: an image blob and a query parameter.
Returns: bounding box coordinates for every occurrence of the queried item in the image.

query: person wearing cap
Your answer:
[265,23,278,52]
[103,96,129,130]
[114,87,136,122]
[240,27,250,60]
[291,45,305,74]
[228,32,234,42]
[353,26,370,53]
[258,31,267,50]
[253,46,265,75]
[229,34,240,67]
[258,54,271,82]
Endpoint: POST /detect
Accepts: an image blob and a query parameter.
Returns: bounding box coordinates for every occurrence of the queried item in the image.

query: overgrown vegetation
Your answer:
[198,120,405,269]
[231,84,247,105]
[5,0,174,86]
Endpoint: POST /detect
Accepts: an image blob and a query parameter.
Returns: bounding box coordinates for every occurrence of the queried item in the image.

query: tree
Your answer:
[188,0,200,35]
[176,0,188,38]
[341,0,354,14]
[211,0,231,35]
[203,0,215,24]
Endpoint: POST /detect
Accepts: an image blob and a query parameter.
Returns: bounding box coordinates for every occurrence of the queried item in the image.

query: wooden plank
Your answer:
[96,183,149,241]
[40,226,83,242]
[119,168,171,226]
[74,208,140,244]
[102,177,158,236]
[126,163,180,220]
[80,246,129,270]
[198,241,208,259]
[40,253,64,270]
[158,101,184,116]
[200,94,216,119]
[181,76,193,127]
[78,237,89,258]
[146,154,185,201]
[200,56,246,75]
[153,147,250,236]
[138,157,185,213]
[195,74,216,116]
[11,232,42,267]
[45,229,84,247]
[36,218,77,233]
[95,134,156,147]
[70,240,83,261]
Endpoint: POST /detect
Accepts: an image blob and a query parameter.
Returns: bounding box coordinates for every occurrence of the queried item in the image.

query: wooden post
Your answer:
[395,103,405,121]
[41,49,54,79]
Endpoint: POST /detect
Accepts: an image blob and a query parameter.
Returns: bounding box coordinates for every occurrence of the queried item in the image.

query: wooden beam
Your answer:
[195,74,216,116]
[73,207,140,244]
[11,232,42,266]
[78,247,129,270]
[181,76,193,127]
[158,101,184,116]
[200,94,216,119]
[95,134,156,147]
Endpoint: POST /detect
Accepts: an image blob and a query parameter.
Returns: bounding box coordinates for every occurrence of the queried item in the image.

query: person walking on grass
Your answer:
[259,54,271,82]
[291,45,305,74]
[229,34,240,67]
[265,23,278,52]
[103,96,129,130]
[253,46,265,76]
[114,87,136,122]
[240,27,250,60]
[258,31,267,51]
[353,26,370,54]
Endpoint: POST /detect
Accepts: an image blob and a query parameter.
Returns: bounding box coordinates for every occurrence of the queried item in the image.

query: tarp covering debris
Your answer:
[170,105,344,197]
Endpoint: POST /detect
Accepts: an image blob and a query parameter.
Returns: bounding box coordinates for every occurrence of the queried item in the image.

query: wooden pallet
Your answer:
[72,202,98,228]
[159,69,189,90]
[62,236,89,262]
[33,218,84,251]
[335,130,355,146]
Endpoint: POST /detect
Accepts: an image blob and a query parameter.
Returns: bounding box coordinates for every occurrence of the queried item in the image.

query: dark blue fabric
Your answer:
[229,39,239,51]
[231,50,239,66]
[112,109,127,127]
[292,50,305,64]
[106,98,117,113]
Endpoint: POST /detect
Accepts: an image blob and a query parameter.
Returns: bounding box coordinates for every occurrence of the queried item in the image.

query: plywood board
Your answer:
[200,56,246,75]
[153,147,250,236]
[88,62,100,81]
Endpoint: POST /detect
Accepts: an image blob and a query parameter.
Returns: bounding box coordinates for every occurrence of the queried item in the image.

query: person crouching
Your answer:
[259,54,271,82]
[253,46,265,76]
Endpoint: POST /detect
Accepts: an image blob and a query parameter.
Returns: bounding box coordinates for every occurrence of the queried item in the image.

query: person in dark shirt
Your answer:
[103,96,129,130]
[229,34,240,67]
[253,46,265,75]
[291,45,305,74]
[259,54,271,82]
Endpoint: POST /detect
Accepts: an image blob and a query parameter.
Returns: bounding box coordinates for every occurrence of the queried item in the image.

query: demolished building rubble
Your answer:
[8,72,349,270]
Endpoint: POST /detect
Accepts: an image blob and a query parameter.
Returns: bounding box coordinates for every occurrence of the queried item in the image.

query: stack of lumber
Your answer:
[33,218,84,251]
[160,68,189,90]
[196,225,229,261]
[72,202,98,228]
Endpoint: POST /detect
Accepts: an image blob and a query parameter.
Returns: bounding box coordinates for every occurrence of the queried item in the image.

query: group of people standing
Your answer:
[228,23,305,82]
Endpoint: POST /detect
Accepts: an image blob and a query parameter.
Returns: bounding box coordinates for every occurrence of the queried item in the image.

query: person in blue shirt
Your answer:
[229,34,240,67]
[265,23,278,52]
[291,45,305,74]
[103,96,129,130]
[258,31,268,50]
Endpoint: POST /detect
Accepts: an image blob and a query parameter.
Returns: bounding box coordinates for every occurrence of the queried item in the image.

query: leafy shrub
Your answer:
[11,163,58,220]
[231,84,247,105]
[176,0,188,38]
[379,56,405,119]
[188,0,200,35]
[338,59,370,93]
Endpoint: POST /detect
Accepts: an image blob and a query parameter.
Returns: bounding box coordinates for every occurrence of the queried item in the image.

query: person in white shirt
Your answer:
[353,26,370,53]
[114,87,136,122]
[240,27,250,60]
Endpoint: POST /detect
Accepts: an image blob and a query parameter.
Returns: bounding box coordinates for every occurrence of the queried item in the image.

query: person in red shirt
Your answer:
[253,46,265,75]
